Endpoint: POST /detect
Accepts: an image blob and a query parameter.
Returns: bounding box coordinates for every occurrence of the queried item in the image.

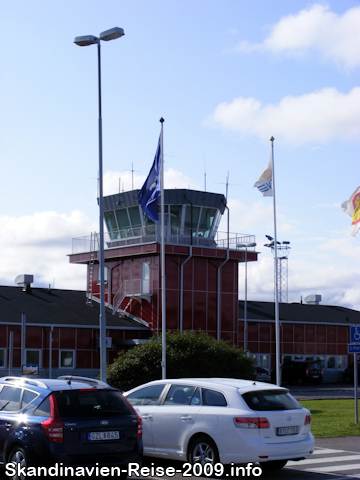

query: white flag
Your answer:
[341,186,360,236]
[254,153,273,197]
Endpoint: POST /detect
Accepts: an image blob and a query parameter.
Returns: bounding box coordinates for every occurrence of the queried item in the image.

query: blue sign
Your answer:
[350,326,360,344]
[22,364,39,376]
[348,344,360,354]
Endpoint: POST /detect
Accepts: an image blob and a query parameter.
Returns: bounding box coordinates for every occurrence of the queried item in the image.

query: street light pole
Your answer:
[74,27,124,382]
[237,242,257,352]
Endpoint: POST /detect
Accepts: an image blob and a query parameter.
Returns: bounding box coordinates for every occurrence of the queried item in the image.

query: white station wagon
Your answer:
[125,378,314,471]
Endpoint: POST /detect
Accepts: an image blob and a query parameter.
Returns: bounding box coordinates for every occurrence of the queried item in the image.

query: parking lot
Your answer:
[0,383,358,480]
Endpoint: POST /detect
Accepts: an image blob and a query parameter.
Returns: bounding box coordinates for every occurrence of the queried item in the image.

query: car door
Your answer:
[151,384,201,458]
[0,386,23,461]
[126,383,168,455]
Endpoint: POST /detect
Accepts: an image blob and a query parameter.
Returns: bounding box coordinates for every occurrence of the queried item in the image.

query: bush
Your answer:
[107,330,256,391]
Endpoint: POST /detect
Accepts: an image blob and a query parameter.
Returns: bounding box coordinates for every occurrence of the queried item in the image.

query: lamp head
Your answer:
[99,27,124,41]
[74,35,99,46]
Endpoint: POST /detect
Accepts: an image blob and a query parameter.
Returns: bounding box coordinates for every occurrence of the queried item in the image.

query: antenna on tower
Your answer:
[204,156,207,192]
[215,172,240,200]
[127,162,140,190]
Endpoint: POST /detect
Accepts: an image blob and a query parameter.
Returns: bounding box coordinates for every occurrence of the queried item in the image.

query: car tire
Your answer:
[260,460,288,470]
[297,377,304,385]
[188,435,219,465]
[8,446,28,480]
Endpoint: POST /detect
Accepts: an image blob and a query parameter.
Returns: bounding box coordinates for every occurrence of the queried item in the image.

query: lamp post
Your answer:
[237,242,257,351]
[74,27,124,382]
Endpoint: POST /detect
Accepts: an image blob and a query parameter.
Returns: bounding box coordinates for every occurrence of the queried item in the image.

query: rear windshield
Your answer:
[54,389,134,417]
[242,390,302,411]
[306,362,321,369]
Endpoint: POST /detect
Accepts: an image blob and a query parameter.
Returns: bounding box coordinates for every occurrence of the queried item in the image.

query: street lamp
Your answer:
[74,27,124,382]
[237,242,257,351]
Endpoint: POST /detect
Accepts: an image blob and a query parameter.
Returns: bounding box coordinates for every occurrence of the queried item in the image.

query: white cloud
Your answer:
[104,168,202,195]
[206,87,360,145]
[0,211,96,290]
[235,4,360,70]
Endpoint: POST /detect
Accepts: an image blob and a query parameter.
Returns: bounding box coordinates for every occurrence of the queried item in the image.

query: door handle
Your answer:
[180,416,192,421]
[141,414,153,420]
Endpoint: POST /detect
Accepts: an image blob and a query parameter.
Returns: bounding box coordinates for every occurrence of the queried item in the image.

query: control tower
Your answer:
[70,188,257,346]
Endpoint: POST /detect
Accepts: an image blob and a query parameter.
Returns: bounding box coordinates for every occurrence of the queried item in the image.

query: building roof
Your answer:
[238,300,360,326]
[104,189,227,214]
[0,286,150,330]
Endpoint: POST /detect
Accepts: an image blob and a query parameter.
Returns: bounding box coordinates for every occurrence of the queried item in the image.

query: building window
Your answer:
[316,356,325,368]
[326,356,336,369]
[142,261,150,295]
[337,356,347,370]
[0,349,5,368]
[96,266,108,285]
[59,350,75,368]
[259,354,270,369]
[26,349,41,367]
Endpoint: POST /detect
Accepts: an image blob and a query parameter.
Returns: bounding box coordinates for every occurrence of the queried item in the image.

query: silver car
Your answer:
[125,378,314,471]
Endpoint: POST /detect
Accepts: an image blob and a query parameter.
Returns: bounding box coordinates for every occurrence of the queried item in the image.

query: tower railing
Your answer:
[72,229,255,255]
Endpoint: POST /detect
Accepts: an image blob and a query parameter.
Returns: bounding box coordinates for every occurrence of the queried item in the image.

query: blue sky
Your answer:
[1,1,359,310]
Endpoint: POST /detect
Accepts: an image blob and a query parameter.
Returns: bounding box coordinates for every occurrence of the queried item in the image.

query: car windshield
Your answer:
[54,389,134,417]
[242,390,302,411]
[307,362,321,369]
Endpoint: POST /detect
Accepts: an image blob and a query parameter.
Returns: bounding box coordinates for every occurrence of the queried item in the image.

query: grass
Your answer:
[301,399,360,437]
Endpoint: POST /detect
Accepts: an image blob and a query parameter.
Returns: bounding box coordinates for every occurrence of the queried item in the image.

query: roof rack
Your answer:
[57,375,110,388]
[0,376,48,389]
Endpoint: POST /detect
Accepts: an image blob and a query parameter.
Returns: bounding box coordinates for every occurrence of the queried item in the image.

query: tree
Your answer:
[107,330,256,391]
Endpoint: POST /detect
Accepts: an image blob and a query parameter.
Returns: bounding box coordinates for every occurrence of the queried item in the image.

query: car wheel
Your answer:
[188,435,219,465]
[260,460,288,470]
[297,377,304,385]
[8,446,28,480]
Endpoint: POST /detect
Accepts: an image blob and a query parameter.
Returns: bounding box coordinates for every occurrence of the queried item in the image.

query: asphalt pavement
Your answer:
[288,382,359,401]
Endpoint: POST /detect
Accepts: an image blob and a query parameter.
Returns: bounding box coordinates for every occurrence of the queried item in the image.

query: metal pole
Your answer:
[9,332,14,376]
[49,326,53,379]
[244,247,248,351]
[354,352,358,424]
[160,118,166,380]
[21,313,26,367]
[270,136,281,386]
[97,40,107,382]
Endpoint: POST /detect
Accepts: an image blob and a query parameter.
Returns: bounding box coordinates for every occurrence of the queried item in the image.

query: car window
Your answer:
[242,390,302,411]
[190,387,201,405]
[202,389,227,407]
[307,362,321,369]
[54,390,133,417]
[0,386,23,412]
[33,396,51,416]
[164,385,196,405]
[21,389,38,409]
[126,384,166,406]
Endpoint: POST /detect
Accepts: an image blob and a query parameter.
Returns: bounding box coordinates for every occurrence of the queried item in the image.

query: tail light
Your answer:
[304,414,311,425]
[123,395,143,440]
[41,394,63,443]
[234,417,270,429]
[137,415,143,439]
[306,367,309,376]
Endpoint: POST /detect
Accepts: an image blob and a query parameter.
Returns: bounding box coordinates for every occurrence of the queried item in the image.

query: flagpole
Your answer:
[270,136,281,386]
[160,118,166,380]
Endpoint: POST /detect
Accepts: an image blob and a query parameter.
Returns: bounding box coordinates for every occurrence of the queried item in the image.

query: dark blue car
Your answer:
[0,376,142,478]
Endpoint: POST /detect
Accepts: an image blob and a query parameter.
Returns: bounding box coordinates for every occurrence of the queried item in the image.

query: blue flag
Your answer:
[138,135,161,222]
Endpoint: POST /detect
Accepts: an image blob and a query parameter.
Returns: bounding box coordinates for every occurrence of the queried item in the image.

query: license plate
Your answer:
[88,431,119,441]
[276,426,299,436]
[313,375,319,378]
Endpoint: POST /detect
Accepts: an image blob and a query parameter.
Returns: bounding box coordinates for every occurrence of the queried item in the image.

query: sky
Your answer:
[0,0,359,311]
